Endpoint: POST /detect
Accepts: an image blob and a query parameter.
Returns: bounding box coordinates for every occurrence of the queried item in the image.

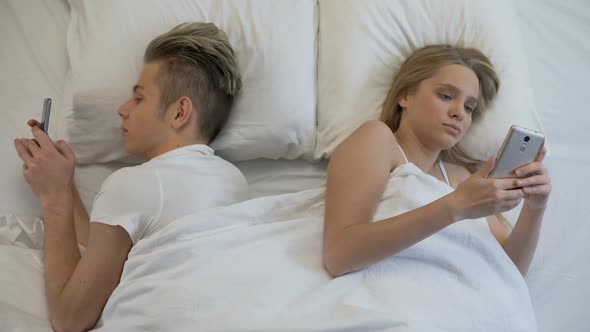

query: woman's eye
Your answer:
[465,105,475,113]
[134,97,143,104]
[438,93,452,101]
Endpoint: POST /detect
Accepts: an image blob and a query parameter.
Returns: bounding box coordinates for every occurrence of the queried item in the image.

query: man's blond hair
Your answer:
[145,22,241,142]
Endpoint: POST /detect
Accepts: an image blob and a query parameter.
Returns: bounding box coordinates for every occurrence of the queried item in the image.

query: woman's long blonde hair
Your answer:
[380,45,500,173]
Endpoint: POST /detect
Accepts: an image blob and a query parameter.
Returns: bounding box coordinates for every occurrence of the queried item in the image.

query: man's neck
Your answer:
[144,137,209,160]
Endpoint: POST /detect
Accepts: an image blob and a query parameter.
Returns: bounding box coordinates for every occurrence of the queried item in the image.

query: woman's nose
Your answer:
[450,103,465,120]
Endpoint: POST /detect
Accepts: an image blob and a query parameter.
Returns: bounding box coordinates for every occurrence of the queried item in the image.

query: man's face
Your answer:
[117,62,169,159]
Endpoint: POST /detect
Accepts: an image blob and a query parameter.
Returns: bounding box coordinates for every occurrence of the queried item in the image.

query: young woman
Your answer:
[323,45,549,330]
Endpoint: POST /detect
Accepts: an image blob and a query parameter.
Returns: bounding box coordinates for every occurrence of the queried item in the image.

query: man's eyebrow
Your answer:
[133,84,144,93]
[438,83,478,104]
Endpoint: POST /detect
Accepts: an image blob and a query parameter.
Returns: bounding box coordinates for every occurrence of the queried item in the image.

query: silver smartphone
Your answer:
[488,125,545,179]
[40,98,52,133]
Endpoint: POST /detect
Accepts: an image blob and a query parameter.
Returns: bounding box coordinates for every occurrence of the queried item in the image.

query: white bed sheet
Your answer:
[1,0,589,331]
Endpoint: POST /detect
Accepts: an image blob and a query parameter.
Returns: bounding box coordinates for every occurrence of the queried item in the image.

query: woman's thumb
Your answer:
[477,157,495,178]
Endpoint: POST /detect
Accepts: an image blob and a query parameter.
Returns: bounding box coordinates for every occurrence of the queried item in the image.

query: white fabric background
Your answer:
[0,0,588,330]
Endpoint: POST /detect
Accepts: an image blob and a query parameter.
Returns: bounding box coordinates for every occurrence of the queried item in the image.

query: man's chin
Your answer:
[124,146,151,162]
[124,143,140,158]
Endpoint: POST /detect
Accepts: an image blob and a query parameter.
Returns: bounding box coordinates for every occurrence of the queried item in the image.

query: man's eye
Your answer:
[465,105,475,113]
[135,97,143,104]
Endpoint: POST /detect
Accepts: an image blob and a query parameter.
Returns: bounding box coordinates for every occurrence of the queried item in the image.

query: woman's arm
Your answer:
[323,121,459,276]
[499,148,550,276]
[323,121,524,277]
[447,164,512,245]
[500,205,544,276]
[450,147,550,277]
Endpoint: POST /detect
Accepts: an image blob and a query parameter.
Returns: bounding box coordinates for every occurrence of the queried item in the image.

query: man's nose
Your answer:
[117,100,130,118]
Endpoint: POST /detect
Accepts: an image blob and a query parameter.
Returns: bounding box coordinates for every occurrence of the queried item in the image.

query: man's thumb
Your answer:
[56,140,75,161]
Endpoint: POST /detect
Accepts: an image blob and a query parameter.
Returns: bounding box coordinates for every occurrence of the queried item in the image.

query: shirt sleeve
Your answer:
[90,166,162,245]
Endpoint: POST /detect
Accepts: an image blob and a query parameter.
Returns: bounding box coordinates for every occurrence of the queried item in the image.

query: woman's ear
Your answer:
[398,92,409,109]
[170,96,194,129]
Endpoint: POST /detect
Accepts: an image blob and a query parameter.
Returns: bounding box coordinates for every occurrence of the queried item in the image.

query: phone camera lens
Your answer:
[524,136,530,142]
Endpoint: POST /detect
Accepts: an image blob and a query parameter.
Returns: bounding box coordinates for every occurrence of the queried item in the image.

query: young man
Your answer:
[14,22,247,332]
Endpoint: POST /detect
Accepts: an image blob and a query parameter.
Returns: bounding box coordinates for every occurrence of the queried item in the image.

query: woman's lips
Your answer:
[443,123,461,135]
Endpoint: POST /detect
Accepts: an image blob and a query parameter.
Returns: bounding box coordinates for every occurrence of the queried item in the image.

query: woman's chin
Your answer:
[439,138,460,151]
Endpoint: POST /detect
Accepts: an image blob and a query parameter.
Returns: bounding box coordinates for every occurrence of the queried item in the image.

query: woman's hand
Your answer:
[512,146,550,211]
[449,157,524,221]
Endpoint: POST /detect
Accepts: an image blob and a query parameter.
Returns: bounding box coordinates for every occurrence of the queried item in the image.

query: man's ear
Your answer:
[170,96,194,130]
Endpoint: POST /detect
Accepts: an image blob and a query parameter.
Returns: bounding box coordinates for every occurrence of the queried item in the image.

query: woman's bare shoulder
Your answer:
[333,120,403,171]
[349,120,395,143]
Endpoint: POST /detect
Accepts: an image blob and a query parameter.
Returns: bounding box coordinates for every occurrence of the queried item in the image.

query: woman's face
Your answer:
[399,64,480,150]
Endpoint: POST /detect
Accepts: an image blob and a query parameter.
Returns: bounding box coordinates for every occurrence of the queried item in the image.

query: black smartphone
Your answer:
[40,98,52,133]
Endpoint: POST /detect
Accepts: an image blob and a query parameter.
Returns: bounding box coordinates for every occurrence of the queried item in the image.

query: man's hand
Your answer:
[14,121,76,207]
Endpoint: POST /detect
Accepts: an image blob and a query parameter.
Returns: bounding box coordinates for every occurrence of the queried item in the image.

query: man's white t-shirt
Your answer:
[90,144,248,244]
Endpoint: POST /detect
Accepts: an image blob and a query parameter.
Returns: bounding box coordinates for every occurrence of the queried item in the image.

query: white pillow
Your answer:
[315,0,543,161]
[63,0,317,164]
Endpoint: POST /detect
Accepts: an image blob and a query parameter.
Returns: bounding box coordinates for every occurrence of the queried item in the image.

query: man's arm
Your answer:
[44,193,132,332]
[72,185,90,247]
[14,126,132,331]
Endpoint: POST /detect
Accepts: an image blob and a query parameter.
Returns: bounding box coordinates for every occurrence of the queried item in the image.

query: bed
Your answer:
[1,0,588,330]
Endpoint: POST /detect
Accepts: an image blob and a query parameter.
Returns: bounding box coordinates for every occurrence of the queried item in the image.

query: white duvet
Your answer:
[0,164,537,331]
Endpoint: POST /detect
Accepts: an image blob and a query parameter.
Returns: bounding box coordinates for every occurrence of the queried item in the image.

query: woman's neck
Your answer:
[394,128,441,175]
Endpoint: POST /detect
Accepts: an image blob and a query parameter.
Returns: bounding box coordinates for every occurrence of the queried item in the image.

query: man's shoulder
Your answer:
[154,148,245,180]
[102,163,159,190]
